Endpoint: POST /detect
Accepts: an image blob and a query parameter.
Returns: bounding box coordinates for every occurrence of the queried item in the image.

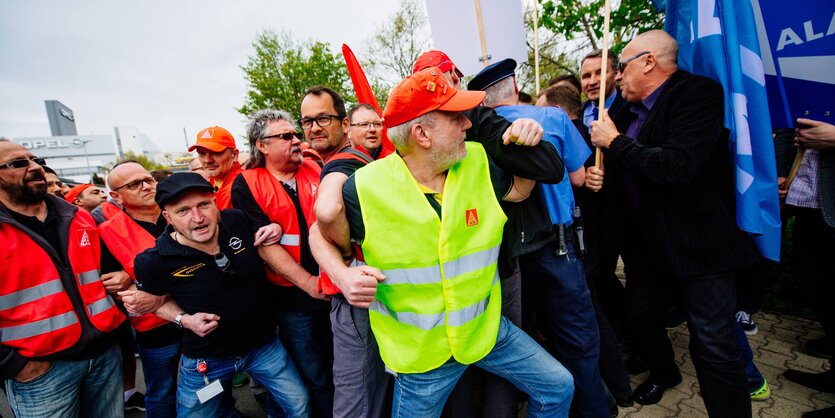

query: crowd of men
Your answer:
[1,29,833,418]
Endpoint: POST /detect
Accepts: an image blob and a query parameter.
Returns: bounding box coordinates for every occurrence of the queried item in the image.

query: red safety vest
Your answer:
[320,147,378,292]
[98,210,170,332]
[241,160,338,294]
[212,162,243,210]
[0,211,125,357]
[99,201,122,220]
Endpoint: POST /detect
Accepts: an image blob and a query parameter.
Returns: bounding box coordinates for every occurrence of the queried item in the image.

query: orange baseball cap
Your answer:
[383,67,486,128]
[413,50,464,77]
[189,126,237,152]
[65,184,95,203]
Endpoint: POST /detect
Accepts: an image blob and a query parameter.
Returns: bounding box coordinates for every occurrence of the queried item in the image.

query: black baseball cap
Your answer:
[155,172,214,209]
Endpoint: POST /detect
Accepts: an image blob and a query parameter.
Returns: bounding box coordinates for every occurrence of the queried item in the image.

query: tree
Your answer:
[361,0,432,107]
[537,0,664,54]
[516,7,580,95]
[239,31,351,120]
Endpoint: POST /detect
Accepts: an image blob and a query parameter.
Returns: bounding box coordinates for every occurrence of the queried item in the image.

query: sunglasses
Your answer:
[617,51,651,73]
[0,157,46,170]
[262,132,301,141]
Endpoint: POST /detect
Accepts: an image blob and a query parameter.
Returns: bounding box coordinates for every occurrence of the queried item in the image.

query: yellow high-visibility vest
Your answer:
[355,142,507,373]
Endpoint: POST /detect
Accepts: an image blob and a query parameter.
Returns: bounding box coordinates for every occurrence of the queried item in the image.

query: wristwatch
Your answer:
[173,312,187,329]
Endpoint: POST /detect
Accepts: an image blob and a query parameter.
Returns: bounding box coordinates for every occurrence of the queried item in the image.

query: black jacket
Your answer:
[605,70,759,276]
[461,107,565,271]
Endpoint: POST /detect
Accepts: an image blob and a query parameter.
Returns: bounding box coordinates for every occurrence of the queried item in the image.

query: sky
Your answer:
[0,0,403,152]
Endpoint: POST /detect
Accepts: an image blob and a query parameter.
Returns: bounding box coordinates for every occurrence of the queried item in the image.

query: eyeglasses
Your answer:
[112,177,156,192]
[350,121,384,130]
[261,132,301,141]
[617,51,651,73]
[0,157,46,170]
[299,114,342,131]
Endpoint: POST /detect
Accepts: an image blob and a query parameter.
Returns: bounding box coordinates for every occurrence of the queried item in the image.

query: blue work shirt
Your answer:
[582,90,617,127]
[495,105,591,225]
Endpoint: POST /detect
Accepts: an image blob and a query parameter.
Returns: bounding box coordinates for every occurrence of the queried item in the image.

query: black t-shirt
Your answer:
[134,209,276,358]
[99,212,182,349]
[342,156,512,244]
[230,173,329,313]
[9,199,65,265]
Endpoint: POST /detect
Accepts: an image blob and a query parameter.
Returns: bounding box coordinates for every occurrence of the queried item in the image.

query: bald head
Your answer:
[107,162,158,211]
[616,30,679,103]
[631,30,678,69]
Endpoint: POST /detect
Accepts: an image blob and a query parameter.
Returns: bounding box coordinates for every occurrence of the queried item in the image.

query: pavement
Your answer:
[619,310,835,417]
[2,310,833,417]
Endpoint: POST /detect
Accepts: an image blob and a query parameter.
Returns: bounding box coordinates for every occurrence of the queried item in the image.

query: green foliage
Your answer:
[90,173,106,186]
[538,0,664,54]
[239,31,351,121]
[516,9,581,95]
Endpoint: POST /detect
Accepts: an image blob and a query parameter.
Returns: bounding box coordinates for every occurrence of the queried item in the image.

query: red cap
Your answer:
[189,126,237,152]
[65,184,95,203]
[413,50,464,77]
[383,67,486,128]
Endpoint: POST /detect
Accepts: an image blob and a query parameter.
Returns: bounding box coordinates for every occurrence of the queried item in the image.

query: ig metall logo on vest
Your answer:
[465,209,479,227]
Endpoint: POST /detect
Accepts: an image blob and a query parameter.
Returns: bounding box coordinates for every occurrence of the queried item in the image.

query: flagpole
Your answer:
[533,3,541,96]
[474,0,490,67]
[595,0,612,169]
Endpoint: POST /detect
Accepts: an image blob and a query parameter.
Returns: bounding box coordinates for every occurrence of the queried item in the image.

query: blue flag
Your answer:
[658,0,781,261]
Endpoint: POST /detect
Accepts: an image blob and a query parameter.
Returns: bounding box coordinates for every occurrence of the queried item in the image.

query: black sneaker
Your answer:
[736,310,758,336]
[125,391,146,412]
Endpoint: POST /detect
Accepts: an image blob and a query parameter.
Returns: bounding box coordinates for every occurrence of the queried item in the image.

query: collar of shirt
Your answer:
[157,223,224,257]
[626,80,668,139]
[583,90,617,126]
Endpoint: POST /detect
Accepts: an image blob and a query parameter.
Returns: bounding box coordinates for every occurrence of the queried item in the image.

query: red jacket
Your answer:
[0,208,124,357]
[241,160,338,294]
[98,209,170,332]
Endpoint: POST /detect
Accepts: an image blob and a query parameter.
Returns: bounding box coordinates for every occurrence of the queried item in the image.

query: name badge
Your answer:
[196,379,224,404]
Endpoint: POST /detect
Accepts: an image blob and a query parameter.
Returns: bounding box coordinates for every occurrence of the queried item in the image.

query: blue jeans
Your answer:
[5,344,123,418]
[138,341,181,418]
[519,243,609,417]
[177,337,310,417]
[277,309,334,417]
[391,316,574,418]
[736,322,764,389]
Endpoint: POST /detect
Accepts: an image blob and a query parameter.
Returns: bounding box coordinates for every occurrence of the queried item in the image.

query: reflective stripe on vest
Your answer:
[279,234,300,246]
[87,296,117,317]
[369,272,499,330]
[381,245,500,286]
[77,269,100,286]
[0,280,64,311]
[0,311,78,343]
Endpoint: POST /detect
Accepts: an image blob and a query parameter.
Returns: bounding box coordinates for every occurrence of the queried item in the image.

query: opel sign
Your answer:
[19,138,86,149]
